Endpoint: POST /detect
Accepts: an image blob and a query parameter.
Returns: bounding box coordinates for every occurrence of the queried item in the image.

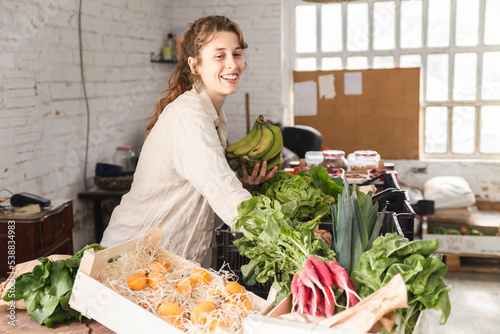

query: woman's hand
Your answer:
[239,161,278,188]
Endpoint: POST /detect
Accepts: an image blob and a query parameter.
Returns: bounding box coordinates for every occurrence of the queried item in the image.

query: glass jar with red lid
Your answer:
[319,150,348,170]
[348,150,380,171]
[113,146,136,174]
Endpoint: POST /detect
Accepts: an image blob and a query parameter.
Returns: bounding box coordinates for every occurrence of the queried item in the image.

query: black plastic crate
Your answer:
[373,188,416,241]
[214,222,334,299]
[214,228,273,299]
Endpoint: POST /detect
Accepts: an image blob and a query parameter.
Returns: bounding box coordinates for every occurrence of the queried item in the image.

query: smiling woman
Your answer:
[100,15,278,265]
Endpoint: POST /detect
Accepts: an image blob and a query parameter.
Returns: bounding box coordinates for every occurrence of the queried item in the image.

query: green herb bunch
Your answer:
[351,234,452,334]
[3,244,104,328]
[233,196,336,303]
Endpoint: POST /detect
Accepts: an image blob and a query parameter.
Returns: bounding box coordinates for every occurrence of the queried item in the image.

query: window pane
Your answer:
[373,1,395,50]
[296,58,317,71]
[400,54,421,68]
[453,53,477,101]
[427,0,450,47]
[482,52,500,100]
[373,56,394,69]
[401,0,422,48]
[485,0,500,45]
[480,106,500,153]
[425,106,448,153]
[322,4,342,52]
[322,57,342,70]
[347,56,368,70]
[347,2,369,51]
[296,5,316,53]
[452,106,475,154]
[426,54,449,101]
[456,0,479,46]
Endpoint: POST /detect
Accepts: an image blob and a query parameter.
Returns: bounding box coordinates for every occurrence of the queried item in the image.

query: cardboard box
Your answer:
[69,228,274,333]
[244,277,425,334]
[422,233,500,256]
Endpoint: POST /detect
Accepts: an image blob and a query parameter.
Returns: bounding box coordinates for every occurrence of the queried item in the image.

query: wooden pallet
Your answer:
[442,252,500,274]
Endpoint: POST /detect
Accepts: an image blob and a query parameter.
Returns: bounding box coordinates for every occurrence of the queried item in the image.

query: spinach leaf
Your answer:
[3,243,104,328]
[352,234,452,334]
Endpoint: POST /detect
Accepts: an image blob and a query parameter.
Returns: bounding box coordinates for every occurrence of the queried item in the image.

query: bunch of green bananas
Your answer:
[226,115,283,176]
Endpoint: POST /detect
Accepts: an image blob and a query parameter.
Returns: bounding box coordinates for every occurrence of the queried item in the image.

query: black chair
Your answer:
[282,125,323,159]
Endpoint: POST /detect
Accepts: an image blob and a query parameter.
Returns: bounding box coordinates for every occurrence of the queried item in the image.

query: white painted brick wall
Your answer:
[0,0,174,251]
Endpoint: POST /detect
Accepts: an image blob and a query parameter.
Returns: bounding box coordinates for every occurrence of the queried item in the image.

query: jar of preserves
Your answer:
[305,151,324,167]
[113,146,136,174]
[319,150,348,170]
[348,150,380,171]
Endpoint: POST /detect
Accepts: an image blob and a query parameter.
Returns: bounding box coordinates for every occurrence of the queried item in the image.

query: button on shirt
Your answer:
[101,86,252,264]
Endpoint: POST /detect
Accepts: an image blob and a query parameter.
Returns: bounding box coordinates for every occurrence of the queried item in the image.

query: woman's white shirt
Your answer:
[100,86,251,264]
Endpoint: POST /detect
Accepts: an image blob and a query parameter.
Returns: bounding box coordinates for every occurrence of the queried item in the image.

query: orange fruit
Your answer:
[158,301,184,330]
[126,273,147,291]
[176,277,194,294]
[158,301,183,317]
[210,317,230,331]
[196,300,217,309]
[191,269,212,285]
[238,298,252,315]
[149,259,171,273]
[147,271,165,290]
[190,304,216,325]
[225,281,245,297]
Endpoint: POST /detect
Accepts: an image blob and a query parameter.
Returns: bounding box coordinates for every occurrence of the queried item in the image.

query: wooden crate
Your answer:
[442,252,500,274]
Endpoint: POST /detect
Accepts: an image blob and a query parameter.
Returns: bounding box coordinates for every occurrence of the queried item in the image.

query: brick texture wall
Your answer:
[0,0,174,250]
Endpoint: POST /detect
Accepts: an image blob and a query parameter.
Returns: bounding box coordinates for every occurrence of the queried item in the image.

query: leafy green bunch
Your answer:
[233,196,336,303]
[351,234,452,334]
[3,244,104,328]
[258,169,337,221]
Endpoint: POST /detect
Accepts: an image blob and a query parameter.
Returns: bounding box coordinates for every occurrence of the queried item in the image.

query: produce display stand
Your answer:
[421,232,500,274]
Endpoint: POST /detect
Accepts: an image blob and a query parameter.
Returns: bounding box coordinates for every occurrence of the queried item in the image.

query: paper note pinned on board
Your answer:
[344,72,362,95]
[294,80,317,116]
[318,74,336,99]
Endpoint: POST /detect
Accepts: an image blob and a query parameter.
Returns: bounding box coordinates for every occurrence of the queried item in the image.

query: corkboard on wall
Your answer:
[293,68,421,160]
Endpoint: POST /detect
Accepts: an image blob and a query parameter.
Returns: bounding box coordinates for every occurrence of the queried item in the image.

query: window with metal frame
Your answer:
[285,0,500,159]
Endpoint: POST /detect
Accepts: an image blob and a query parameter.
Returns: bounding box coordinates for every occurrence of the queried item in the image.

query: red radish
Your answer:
[322,281,335,317]
[295,276,309,313]
[325,260,360,307]
[302,258,328,299]
[308,255,334,287]
[314,284,326,317]
[298,262,320,315]
[291,273,299,310]
[307,255,336,307]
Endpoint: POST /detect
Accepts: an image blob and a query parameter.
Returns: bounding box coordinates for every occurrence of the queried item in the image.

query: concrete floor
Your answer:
[422,271,500,334]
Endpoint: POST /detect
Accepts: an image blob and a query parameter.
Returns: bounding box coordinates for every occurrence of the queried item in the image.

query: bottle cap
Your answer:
[323,150,345,157]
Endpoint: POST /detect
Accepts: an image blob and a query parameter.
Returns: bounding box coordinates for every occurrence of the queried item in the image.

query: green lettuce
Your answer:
[351,234,452,334]
[260,169,335,221]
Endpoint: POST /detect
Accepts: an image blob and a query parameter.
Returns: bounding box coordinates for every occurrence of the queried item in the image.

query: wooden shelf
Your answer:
[150,52,177,64]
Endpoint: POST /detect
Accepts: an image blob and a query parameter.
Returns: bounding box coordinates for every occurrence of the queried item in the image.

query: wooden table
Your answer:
[77,189,127,243]
[0,307,114,333]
